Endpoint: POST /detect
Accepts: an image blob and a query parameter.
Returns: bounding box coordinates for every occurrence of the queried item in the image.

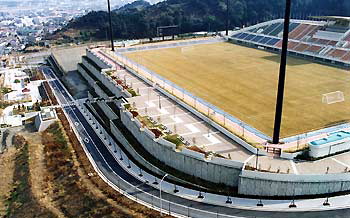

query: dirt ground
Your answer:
[0,121,170,218]
[126,42,350,138]
[0,146,16,217]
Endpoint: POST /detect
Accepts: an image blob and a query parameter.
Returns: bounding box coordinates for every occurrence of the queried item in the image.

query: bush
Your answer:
[164,134,183,146]
[127,88,138,97]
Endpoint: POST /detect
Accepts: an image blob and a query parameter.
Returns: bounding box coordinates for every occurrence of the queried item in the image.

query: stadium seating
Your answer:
[306,45,322,53]
[328,49,348,58]
[289,24,310,39]
[294,43,309,52]
[344,34,350,42]
[268,23,284,36]
[229,18,350,65]
[341,52,350,61]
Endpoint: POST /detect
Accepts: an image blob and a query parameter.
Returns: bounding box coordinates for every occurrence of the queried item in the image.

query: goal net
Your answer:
[322,91,345,104]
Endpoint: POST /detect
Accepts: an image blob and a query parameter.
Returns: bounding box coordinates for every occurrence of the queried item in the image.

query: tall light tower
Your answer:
[226,0,229,36]
[107,0,115,51]
[272,0,292,144]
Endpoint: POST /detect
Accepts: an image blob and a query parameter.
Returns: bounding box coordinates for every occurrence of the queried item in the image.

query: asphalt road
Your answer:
[42,66,350,218]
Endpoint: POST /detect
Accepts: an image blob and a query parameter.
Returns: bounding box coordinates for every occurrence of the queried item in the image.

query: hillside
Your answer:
[116,0,151,13]
[51,0,350,41]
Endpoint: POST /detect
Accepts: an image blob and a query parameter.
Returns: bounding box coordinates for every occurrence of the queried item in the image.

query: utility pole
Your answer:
[107,0,115,51]
[272,0,292,144]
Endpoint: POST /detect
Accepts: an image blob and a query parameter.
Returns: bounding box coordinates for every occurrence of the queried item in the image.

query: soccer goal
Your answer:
[322,91,345,104]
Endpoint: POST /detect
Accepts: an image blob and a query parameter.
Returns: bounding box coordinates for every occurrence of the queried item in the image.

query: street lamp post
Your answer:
[160,174,168,216]
[255,148,259,170]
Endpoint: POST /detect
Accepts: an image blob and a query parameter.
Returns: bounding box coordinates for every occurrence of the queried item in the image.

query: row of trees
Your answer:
[60,0,350,40]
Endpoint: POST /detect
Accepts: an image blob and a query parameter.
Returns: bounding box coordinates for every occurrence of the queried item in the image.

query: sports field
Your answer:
[126,42,350,138]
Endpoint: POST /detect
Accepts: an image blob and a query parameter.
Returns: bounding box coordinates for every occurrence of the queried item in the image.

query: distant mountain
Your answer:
[51,0,350,41]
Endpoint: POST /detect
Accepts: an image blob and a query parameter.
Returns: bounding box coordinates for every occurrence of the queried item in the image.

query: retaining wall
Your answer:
[119,108,244,186]
[87,49,111,69]
[97,101,119,120]
[238,170,350,196]
[81,56,129,99]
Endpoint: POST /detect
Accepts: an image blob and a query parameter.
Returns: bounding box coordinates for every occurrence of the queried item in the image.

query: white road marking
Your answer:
[169,115,184,123]
[244,155,255,164]
[185,124,201,134]
[145,101,156,108]
[203,134,221,145]
[290,160,299,175]
[332,158,350,168]
[157,108,169,115]
[190,121,205,125]
[130,81,144,85]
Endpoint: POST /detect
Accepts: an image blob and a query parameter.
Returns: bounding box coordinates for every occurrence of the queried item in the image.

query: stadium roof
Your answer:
[310,16,350,22]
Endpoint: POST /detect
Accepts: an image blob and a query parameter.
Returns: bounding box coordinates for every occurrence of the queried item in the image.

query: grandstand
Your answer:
[230,16,350,67]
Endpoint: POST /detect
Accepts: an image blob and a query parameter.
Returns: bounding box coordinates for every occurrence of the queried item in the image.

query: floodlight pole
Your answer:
[226,0,229,36]
[107,0,115,51]
[272,0,292,144]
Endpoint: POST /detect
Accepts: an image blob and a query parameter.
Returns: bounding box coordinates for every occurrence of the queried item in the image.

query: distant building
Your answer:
[34,107,57,131]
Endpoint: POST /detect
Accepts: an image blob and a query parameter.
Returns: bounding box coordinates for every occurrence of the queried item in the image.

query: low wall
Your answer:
[87,49,111,69]
[93,83,109,99]
[82,57,104,82]
[98,101,119,121]
[81,56,129,99]
[238,170,350,196]
[77,64,95,85]
[119,108,243,186]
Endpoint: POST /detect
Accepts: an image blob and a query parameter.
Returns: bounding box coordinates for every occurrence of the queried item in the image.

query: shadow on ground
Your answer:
[262,55,312,66]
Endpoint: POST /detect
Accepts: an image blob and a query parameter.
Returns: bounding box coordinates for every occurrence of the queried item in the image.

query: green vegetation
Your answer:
[56,0,350,41]
[14,79,20,83]
[105,70,113,76]
[0,87,12,95]
[46,122,68,150]
[124,103,131,110]
[127,88,138,97]
[164,134,183,147]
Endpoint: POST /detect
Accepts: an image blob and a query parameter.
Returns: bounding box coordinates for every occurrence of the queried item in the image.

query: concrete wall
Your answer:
[119,108,243,186]
[97,101,119,120]
[238,170,350,196]
[82,53,131,99]
[77,64,95,85]
[93,83,110,99]
[34,113,56,132]
[86,49,111,69]
[110,120,164,175]
[309,140,350,158]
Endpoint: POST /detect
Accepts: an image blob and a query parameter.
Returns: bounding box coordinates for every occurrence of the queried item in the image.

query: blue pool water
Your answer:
[310,131,350,146]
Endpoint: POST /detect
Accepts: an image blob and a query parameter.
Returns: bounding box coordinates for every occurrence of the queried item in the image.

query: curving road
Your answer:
[42,66,350,218]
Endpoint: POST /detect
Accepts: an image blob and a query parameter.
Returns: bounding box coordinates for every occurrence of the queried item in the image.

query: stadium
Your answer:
[78,16,350,197]
[121,17,350,143]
